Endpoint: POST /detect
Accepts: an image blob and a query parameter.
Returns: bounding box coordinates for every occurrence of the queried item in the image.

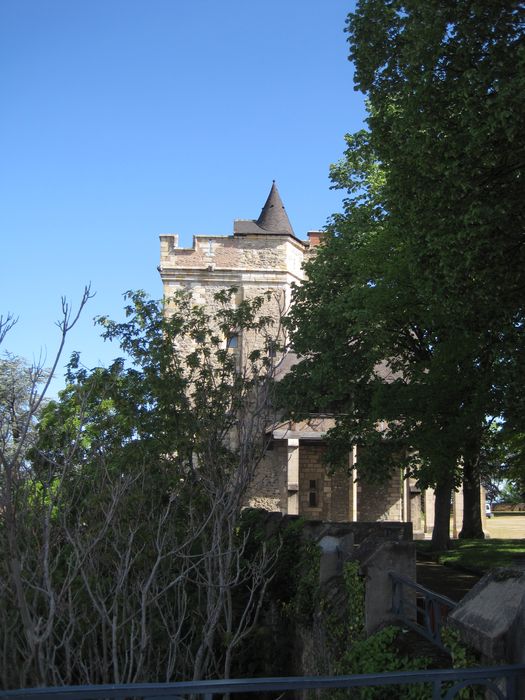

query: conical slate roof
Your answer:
[255,181,295,235]
[233,181,297,237]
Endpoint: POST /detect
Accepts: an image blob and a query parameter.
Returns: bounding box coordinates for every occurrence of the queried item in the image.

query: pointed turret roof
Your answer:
[233,181,297,238]
[256,181,295,235]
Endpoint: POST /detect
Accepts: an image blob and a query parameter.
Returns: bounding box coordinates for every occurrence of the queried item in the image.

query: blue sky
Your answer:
[0,0,366,396]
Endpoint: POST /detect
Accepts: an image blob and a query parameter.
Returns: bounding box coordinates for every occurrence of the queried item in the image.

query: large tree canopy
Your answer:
[281,0,524,548]
[350,0,525,325]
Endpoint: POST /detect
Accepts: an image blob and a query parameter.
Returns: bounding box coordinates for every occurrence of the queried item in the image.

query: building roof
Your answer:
[234,181,297,238]
[256,181,295,234]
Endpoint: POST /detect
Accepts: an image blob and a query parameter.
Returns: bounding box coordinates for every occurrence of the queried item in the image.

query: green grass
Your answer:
[416,539,525,574]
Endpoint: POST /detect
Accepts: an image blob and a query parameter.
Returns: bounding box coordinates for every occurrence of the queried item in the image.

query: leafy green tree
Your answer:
[480,425,525,504]
[281,0,524,549]
[499,478,525,505]
[348,0,524,540]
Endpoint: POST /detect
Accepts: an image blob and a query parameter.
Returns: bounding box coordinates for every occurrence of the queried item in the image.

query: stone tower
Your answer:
[157,184,427,527]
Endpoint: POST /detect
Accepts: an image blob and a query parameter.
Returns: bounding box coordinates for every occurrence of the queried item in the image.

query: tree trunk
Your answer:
[431,481,452,550]
[459,440,484,539]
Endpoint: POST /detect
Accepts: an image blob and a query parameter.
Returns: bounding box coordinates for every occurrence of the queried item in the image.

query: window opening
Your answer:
[308,479,318,507]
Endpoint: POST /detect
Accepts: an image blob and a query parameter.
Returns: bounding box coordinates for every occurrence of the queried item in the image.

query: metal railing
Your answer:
[390,570,457,649]
[1,666,525,700]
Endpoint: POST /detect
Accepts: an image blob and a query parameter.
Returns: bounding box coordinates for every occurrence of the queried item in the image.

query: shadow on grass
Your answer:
[416,539,525,574]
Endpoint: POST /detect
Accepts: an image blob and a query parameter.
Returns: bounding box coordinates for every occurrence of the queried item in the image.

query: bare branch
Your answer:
[0,313,18,347]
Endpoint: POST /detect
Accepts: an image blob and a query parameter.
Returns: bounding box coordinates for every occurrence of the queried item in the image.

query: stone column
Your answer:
[351,445,358,521]
[424,488,435,534]
[287,438,300,515]
[452,486,464,539]
[402,469,410,522]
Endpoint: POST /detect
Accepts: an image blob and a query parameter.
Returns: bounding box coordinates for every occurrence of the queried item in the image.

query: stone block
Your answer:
[448,568,525,664]
[358,540,416,635]
[338,532,355,558]
[319,535,342,583]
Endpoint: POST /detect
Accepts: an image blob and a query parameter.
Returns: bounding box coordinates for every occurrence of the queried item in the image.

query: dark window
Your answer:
[308,479,318,507]
[227,334,238,349]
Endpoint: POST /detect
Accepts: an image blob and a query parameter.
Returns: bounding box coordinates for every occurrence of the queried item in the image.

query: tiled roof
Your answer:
[256,181,295,235]
[234,181,296,237]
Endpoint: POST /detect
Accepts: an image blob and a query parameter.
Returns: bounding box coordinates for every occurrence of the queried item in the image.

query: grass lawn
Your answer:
[416,539,525,574]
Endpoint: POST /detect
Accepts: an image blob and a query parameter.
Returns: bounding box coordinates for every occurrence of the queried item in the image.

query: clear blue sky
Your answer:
[0,0,366,396]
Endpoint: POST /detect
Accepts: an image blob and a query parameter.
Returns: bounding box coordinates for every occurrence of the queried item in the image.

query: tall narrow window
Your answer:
[227,334,238,349]
[309,479,318,507]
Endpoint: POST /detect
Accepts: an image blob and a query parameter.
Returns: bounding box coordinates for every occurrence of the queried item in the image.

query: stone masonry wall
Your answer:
[299,444,350,522]
[358,474,403,521]
[246,441,287,513]
[160,233,305,288]
[160,233,305,361]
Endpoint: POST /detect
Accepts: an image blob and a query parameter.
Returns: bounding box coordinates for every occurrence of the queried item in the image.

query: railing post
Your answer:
[506,673,517,700]
[434,599,443,646]
[390,570,456,650]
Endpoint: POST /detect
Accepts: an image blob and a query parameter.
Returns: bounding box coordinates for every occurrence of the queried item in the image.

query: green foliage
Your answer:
[441,627,476,670]
[234,511,321,677]
[330,627,431,700]
[242,512,322,622]
[293,539,321,622]
[319,563,430,700]
[499,479,525,505]
[238,511,310,612]
[417,539,525,574]
[440,628,484,700]
[342,561,365,640]
[280,0,525,549]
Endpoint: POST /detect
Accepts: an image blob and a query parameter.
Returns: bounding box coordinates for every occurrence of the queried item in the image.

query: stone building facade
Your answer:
[158,182,428,532]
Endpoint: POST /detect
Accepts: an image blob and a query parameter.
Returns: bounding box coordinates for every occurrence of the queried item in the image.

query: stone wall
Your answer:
[298,444,351,522]
[247,440,411,524]
[358,475,403,521]
[250,510,413,544]
[160,232,305,274]
[160,232,306,296]
[246,442,286,513]
[160,233,301,363]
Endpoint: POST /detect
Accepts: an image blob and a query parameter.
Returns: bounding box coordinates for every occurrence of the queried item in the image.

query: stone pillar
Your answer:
[409,482,424,536]
[351,445,358,521]
[287,438,300,515]
[358,540,417,634]
[480,485,488,530]
[402,469,410,522]
[424,488,435,534]
[452,486,464,539]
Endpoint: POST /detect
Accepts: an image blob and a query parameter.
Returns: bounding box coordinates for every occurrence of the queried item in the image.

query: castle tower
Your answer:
[157,184,422,526]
